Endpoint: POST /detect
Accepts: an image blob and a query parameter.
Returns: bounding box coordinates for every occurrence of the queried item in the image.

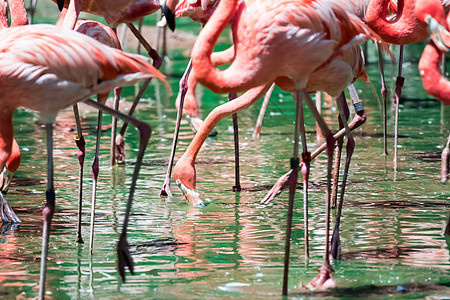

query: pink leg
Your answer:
[84,99,151,281]
[394,45,405,171]
[282,90,302,296]
[73,104,85,244]
[39,123,56,299]
[378,44,389,156]
[253,83,275,138]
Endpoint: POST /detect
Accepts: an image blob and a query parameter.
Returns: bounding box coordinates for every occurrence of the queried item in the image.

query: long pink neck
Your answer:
[418,41,450,105]
[8,0,28,26]
[0,113,14,172]
[192,0,261,93]
[365,0,428,44]
[60,0,80,29]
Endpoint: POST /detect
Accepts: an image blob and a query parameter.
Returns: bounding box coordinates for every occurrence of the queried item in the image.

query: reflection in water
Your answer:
[0,35,449,299]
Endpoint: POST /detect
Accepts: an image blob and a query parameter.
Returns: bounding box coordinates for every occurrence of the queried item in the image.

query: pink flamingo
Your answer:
[171,0,384,291]
[0,23,168,297]
[365,0,450,165]
[0,139,21,224]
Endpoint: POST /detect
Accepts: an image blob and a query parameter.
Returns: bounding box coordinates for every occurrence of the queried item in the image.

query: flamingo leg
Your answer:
[303,91,336,290]
[136,18,144,54]
[126,23,162,69]
[39,123,55,300]
[253,83,275,138]
[330,87,366,260]
[110,87,122,166]
[229,92,241,191]
[394,45,405,171]
[83,98,151,281]
[115,79,151,164]
[331,93,350,208]
[73,104,85,244]
[28,0,38,24]
[160,60,193,197]
[441,133,450,183]
[260,109,366,205]
[378,44,389,156]
[282,90,302,296]
[89,110,103,254]
[297,94,310,259]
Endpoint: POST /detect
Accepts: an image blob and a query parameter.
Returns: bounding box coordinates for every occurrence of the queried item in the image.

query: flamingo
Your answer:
[0,139,21,224]
[0,24,168,297]
[169,0,385,291]
[365,0,450,166]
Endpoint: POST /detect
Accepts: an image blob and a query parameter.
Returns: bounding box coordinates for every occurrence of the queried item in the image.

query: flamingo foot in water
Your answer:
[187,116,218,136]
[117,235,134,281]
[159,179,173,197]
[0,192,21,223]
[330,226,341,260]
[115,134,126,164]
[306,264,336,290]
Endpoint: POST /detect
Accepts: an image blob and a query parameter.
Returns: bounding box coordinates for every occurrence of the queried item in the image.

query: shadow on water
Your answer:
[291,281,450,298]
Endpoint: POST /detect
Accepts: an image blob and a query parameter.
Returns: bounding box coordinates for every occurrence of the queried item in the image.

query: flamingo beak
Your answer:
[426,15,450,52]
[56,0,65,11]
[0,169,13,193]
[163,1,176,31]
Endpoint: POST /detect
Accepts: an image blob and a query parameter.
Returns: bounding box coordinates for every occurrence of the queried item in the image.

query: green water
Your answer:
[1,3,450,299]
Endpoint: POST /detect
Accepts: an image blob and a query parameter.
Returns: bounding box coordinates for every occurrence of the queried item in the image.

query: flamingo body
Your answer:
[56,0,160,27]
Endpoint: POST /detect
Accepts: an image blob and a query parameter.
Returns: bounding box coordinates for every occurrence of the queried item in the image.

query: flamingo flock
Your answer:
[0,0,449,297]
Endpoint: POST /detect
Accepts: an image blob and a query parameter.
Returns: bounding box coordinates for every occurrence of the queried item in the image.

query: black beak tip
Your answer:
[163,5,176,32]
[56,0,65,12]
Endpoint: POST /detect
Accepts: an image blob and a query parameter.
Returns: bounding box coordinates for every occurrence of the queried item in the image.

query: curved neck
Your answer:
[418,41,450,104]
[365,0,427,44]
[192,0,260,93]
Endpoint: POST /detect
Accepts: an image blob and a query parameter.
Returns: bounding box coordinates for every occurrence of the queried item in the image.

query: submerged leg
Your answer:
[73,104,85,244]
[394,45,405,170]
[378,44,389,156]
[84,99,151,281]
[38,123,55,300]
[282,90,302,296]
[160,60,193,197]
[253,83,276,138]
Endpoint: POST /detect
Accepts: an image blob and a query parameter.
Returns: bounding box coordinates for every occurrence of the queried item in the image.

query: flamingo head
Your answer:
[416,0,450,52]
